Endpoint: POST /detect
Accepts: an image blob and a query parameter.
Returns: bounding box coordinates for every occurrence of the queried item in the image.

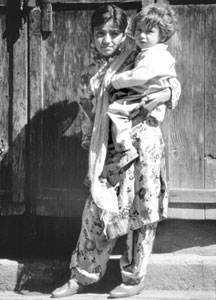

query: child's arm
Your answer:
[111,51,176,90]
[111,63,156,90]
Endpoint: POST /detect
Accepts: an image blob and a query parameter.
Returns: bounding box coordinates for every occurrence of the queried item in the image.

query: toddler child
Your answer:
[107,3,179,177]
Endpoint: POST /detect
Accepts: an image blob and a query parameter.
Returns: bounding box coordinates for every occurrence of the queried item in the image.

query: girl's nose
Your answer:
[103,33,112,43]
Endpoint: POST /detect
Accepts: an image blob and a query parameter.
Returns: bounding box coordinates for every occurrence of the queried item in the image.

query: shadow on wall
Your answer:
[29,99,87,190]
[0,99,88,215]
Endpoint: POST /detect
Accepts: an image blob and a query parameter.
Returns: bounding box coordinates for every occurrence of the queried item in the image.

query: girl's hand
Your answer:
[80,97,93,113]
[140,88,172,112]
[106,82,115,94]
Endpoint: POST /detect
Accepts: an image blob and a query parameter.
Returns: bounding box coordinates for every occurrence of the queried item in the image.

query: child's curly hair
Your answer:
[132,4,178,42]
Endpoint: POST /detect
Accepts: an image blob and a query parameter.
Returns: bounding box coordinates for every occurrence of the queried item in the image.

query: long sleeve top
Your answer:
[111,43,179,122]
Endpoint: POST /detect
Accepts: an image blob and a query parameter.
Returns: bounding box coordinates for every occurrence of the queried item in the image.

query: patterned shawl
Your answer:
[88,40,134,232]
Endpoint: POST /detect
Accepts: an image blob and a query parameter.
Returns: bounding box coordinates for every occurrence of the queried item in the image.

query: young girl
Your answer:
[51,4,181,299]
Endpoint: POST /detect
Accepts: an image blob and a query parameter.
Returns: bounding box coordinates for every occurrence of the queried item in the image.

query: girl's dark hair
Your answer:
[91,4,128,34]
[132,4,177,42]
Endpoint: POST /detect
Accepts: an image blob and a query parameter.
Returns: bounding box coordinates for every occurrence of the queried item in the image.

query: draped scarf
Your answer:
[88,40,135,234]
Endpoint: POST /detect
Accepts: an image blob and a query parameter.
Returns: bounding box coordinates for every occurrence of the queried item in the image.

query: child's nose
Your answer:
[140,32,146,38]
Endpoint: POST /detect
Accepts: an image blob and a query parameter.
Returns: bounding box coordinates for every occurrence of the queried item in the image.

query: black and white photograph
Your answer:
[0,0,215,299]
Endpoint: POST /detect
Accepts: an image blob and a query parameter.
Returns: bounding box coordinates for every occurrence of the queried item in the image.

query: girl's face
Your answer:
[93,19,125,57]
[134,22,161,49]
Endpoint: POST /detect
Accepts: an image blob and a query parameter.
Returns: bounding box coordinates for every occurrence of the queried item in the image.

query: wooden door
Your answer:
[1,1,215,219]
[29,1,141,217]
[162,4,216,219]
[0,1,27,215]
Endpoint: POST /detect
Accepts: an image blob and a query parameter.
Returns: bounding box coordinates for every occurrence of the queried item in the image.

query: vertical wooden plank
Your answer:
[29,7,43,214]
[41,0,53,33]
[0,10,10,191]
[12,16,28,209]
[0,5,27,214]
[205,5,216,189]
[162,5,205,190]
[204,5,216,220]
[40,8,91,192]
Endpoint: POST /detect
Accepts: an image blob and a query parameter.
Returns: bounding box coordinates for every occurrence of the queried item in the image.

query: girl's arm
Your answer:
[141,88,172,112]
[139,76,181,113]
[129,88,172,121]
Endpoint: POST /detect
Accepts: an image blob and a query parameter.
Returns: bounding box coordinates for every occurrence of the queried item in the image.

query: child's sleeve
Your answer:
[111,50,176,90]
[111,59,154,90]
[166,77,181,110]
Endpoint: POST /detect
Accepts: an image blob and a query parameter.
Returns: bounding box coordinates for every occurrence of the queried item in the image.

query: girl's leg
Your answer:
[70,196,117,285]
[120,222,158,284]
[109,222,157,298]
[52,196,117,298]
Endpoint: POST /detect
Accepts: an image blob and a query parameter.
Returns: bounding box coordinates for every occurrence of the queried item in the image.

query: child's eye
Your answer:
[136,28,142,32]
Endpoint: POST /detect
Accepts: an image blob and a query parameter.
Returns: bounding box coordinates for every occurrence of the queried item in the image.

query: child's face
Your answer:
[93,19,124,57]
[134,22,161,49]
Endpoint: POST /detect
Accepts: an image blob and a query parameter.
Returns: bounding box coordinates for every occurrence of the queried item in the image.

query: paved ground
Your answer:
[0,220,216,300]
[0,290,215,300]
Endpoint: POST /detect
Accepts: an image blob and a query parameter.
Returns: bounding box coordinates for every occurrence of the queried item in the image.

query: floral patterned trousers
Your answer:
[70,118,167,286]
[70,196,157,286]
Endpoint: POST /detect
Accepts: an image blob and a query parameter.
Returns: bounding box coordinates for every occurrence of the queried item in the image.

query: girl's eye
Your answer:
[110,31,120,38]
[95,31,104,37]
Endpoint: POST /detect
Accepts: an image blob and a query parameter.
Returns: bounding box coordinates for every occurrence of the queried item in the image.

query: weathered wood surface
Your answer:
[29,7,91,215]
[29,7,43,214]
[162,5,206,189]
[205,5,216,189]
[0,10,9,189]
[0,1,215,218]
[30,3,216,218]
[0,7,27,215]
[169,189,216,203]
[0,9,11,215]
[204,5,216,218]
[12,13,28,209]
[29,4,140,216]
[168,203,205,220]
[205,204,216,220]
[161,5,216,218]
